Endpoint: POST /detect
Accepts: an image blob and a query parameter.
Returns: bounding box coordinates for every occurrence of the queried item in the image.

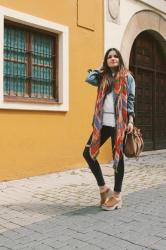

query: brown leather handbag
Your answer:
[124,126,144,158]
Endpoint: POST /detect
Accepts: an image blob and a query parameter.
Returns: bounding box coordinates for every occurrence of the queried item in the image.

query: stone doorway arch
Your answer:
[129,30,166,150]
[121,10,166,151]
[121,10,166,67]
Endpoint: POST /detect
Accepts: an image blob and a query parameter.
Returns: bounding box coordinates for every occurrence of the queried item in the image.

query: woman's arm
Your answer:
[127,73,135,119]
[85,69,101,87]
[127,73,135,133]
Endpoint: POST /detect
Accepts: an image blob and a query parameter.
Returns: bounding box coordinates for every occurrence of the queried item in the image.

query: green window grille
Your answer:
[4,21,57,102]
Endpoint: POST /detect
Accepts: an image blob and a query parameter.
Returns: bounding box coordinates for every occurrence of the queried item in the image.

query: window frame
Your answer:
[0,6,69,111]
[4,20,59,104]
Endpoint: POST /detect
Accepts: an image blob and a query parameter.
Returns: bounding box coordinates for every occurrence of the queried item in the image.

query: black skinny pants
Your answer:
[83,126,124,192]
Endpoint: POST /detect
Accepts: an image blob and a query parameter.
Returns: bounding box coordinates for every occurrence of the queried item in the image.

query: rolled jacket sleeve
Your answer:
[85,69,100,86]
[127,73,135,117]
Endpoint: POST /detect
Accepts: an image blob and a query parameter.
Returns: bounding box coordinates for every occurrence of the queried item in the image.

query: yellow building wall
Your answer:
[0,0,112,181]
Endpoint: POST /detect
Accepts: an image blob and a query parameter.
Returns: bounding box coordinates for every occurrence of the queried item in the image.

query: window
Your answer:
[0,6,69,111]
[4,21,58,104]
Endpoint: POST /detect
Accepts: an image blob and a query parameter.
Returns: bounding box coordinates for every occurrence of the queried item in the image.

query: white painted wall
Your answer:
[138,0,166,14]
[104,0,166,53]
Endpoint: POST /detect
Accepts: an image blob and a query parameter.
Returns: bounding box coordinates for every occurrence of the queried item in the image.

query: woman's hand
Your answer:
[97,66,104,73]
[127,122,134,134]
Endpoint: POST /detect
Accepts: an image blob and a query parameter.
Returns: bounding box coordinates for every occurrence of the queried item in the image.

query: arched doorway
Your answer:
[129,31,166,150]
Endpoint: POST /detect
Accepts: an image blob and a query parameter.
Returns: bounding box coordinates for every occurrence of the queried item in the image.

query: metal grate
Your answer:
[4,23,57,101]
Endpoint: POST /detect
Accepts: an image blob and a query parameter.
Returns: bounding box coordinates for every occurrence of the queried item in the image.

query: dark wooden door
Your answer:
[129,31,166,150]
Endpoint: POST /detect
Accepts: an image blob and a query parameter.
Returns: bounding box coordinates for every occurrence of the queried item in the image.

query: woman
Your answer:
[83,48,135,211]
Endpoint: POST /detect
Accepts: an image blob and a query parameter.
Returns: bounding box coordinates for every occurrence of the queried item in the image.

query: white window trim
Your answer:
[0,6,69,111]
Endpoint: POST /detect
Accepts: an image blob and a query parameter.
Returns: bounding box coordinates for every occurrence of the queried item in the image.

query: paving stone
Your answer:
[150,239,166,250]
[32,244,55,250]
[75,245,102,250]
[0,247,13,250]
[0,150,166,250]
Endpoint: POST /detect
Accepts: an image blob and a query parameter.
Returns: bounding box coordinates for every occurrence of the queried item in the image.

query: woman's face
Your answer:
[107,50,119,69]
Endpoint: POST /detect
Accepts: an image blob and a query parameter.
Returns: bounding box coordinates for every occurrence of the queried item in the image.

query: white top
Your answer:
[102,92,116,127]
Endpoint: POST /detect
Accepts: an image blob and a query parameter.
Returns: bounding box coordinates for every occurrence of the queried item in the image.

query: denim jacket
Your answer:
[85,70,135,117]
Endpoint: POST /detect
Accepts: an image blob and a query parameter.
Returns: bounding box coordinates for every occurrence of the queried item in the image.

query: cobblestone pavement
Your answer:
[0,150,166,250]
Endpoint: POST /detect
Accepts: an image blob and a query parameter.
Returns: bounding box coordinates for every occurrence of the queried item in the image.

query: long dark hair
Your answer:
[101,48,125,76]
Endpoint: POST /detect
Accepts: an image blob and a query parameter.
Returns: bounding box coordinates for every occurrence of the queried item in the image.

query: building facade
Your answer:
[104,0,166,150]
[0,0,165,180]
[0,0,109,180]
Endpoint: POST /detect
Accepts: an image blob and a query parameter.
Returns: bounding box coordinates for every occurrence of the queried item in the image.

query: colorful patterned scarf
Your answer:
[89,70,128,171]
